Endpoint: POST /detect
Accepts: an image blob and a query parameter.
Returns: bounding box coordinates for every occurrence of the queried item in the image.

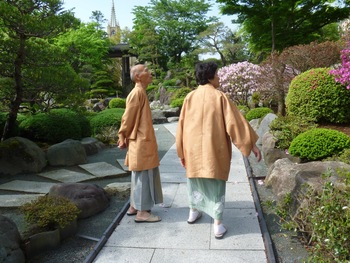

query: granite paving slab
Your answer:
[38,169,95,183]
[0,180,57,194]
[79,162,127,178]
[116,159,128,171]
[0,194,44,207]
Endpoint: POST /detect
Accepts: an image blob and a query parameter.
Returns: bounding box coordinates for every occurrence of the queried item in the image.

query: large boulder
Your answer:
[49,183,110,219]
[256,113,277,145]
[0,215,25,263]
[265,159,350,203]
[80,137,105,156]
[47,139,86,166]
[162,107,180,118]
[262,132,300,169]
[0,137,46,176]
[151,109,168,124]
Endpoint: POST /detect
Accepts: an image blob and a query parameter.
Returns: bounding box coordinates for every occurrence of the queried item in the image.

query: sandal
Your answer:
[134,214,161,223]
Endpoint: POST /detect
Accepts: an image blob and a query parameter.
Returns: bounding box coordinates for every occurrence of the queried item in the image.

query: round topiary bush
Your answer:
[89,108,124,135]
[286,68,350,124]
[289,128,350,161]
[108,98,126,109]
[245,107,273,121]
[50,109,91,138]
[19,110,83,144]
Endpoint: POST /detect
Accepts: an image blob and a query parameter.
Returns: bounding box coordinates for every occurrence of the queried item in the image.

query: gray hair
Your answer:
[130,64,144,82]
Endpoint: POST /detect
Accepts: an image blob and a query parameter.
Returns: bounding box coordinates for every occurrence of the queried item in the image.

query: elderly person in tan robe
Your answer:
[176,61,261,238]
[118,64,163,223]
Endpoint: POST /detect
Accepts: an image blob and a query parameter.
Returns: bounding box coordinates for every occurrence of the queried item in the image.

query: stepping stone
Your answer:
[0,180,57,194]
[38,169,95,183]
[79,162,127,178]
[116,159,128,171]
[0,194,44,207]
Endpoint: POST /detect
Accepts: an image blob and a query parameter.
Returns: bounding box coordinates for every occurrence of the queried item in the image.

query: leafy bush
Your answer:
[245,107,273,121]
[326,148,350,164]
[20,195,80,232]
[169,87,192,108]
[286,68,350,123]
[50,109,91,138]
[269,116,317,149]
[289,128,350,161]
[293,170,350,262]
[108,98,126,109]
[170,98,184,108]
[89,108,124,135]
[162,79,178,87]
[170,87,192,101]
[237,105,250,116]
[19,110,84,144]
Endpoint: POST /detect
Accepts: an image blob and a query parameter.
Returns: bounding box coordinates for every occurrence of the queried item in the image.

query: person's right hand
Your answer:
[118,139,128,149]
[252,145,262,162]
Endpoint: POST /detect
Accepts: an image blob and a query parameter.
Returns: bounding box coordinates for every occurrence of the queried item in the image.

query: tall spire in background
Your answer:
[107,0,120,38]
[110,0,119,28]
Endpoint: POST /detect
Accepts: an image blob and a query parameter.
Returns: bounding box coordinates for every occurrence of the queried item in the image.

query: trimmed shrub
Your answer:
[109,98,126,109]
[237,105,250,116]
[171,87,192,101]
[269,115,317,150]
[169,87,192,108]
[19,110,84,144]
[245,107,273,121]
[89,108,124,135]
[286,68,350,123]
[170,98,184,108]
[50,109,91,138]
[162,79,178,87]
[289,128,350,161]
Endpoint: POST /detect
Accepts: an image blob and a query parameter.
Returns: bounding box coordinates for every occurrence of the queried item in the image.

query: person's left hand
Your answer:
[180,158,186,168]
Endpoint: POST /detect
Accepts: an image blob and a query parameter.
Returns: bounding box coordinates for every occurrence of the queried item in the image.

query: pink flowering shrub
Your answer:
[329,43,350,89]
[218,61,261,105]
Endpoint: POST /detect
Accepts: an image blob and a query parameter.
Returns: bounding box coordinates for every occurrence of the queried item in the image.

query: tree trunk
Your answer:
[1,36,26,141]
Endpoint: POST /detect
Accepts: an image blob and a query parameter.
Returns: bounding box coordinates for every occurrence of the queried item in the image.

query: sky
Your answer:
[62,0,238,31]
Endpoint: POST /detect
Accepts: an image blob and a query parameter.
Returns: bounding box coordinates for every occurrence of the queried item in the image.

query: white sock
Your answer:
[214,223,226,235]
[188,209,199,221]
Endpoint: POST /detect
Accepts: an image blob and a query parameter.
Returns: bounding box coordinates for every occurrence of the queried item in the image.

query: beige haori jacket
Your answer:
[118,84,160,171]
[176,84,259,181]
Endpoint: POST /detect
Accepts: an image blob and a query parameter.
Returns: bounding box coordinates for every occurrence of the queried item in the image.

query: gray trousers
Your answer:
[130,167,163,211]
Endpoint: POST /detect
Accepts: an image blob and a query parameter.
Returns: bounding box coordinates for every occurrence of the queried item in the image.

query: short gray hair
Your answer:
[130,64,144,82]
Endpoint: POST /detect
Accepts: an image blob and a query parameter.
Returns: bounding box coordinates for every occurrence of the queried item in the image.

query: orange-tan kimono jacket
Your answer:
[176,84,258,181]
[118,84,160,171]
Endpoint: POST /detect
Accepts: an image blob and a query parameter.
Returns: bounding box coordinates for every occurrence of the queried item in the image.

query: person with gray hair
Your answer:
[118,64,163,223]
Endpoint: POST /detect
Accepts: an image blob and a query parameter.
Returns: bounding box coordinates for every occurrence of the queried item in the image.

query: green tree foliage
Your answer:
[89,71,117,99]
[257,41,344,116]
[130,0,216,69]
[217,0,350,53]
[54,23,112,73]
[286,68,350,124]
[0,0,79,140]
